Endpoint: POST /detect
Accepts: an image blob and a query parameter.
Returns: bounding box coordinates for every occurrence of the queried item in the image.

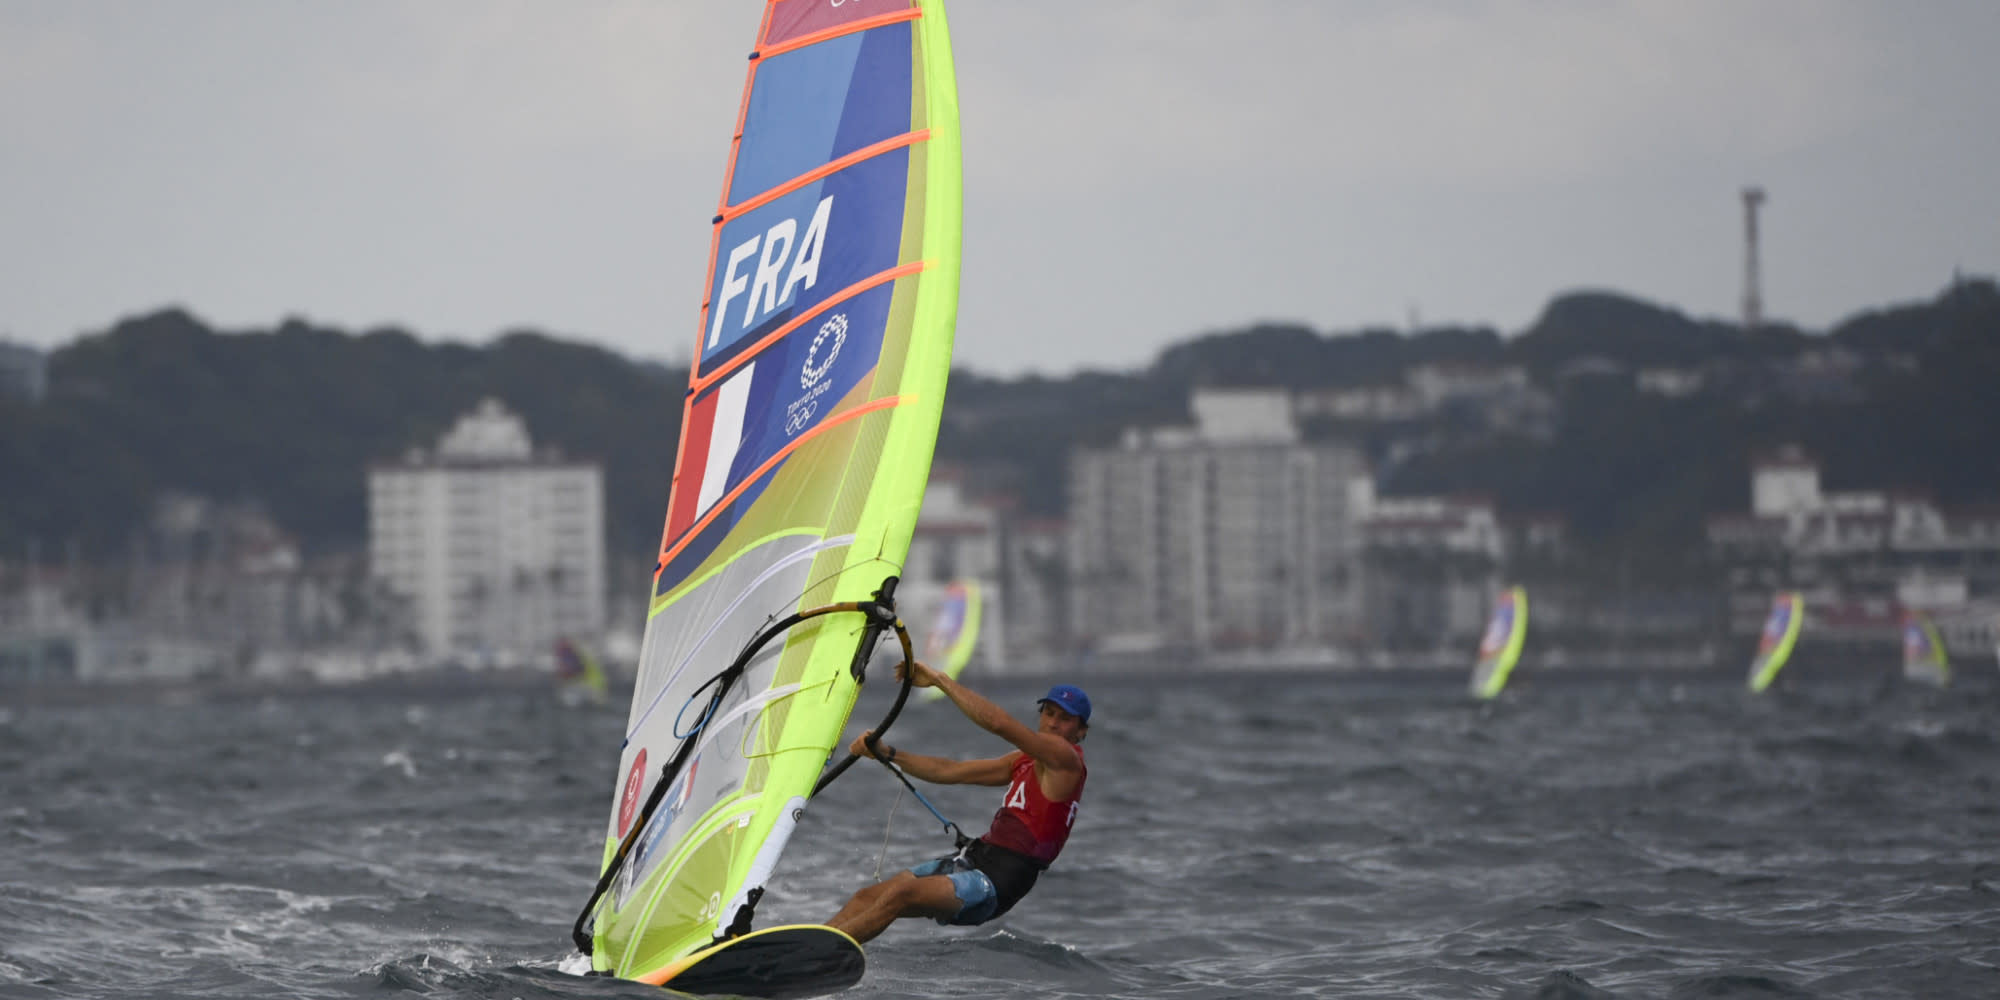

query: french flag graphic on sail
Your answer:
[668,362,758,542]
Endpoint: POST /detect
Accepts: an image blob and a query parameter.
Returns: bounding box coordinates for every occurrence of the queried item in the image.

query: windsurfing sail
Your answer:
[920,579,982,700]
[575,0,961,981]
[1468,585,1527,699]
[555,636,609,704]
[1900,609,1950,687]
[1746,591,1804,693]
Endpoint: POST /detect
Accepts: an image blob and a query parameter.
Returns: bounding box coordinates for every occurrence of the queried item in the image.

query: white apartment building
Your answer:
[1068,388,1371,655]
[1361,495,1508,644]
[369,398,605,663]
[999,517,1069,664]
[1710,445,2000,557]
[906,477,1003,587]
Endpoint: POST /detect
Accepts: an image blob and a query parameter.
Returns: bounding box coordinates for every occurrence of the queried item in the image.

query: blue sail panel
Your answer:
[728,22,914,207]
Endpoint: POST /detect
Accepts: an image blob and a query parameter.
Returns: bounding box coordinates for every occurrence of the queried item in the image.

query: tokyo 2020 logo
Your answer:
[801,313,847,389]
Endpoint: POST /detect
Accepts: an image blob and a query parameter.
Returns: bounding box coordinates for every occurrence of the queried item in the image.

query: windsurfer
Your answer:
[825,664,1089,943]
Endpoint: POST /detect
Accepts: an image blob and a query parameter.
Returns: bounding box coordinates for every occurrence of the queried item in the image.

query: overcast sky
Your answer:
[3,1,1996,375]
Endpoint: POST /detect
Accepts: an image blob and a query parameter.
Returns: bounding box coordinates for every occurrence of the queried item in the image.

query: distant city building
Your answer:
[1067,388,1371,659]
[1512,513,1569,554]
[132,494,320,653]
[1774,348,1864,403]
[1749,445,1820,518]
[906,477,1003,588]
[1001,516,1071,663]
[1293,362,1554,438]
[1404,362,1529,410]
[1710,445,2000,557]
[1557,357,1629,382]
[1708,444,2000,650]
[0,563,85,684]
[902,477,1008,670]
[1359,495,1507,647]
[1636,367,1704,397]
[1295,383,1423,422]
[0,339,47,403]
[0,493,368,684]
[1364,495,1506,557]
[368,398,605,663]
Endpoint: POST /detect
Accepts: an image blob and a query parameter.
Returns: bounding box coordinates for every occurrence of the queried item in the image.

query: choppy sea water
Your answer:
[3,666,1998,1000]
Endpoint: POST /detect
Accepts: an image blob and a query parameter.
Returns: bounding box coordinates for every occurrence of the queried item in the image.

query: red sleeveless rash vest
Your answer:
[981,746,1085,866]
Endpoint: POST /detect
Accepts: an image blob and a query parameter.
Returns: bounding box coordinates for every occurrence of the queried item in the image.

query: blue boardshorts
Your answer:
[908,840,1044,926]
[909,854,1000,926]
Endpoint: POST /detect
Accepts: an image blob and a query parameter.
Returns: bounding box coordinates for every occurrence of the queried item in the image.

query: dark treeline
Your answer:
[2,278,1996,568]
[0,311,684,561]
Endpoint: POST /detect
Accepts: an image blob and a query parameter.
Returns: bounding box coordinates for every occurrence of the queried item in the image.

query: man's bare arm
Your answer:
[848,731,1015,786]
[911,663,1079,777]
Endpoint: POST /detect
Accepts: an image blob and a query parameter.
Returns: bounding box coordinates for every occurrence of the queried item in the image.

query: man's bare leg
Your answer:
[825,873,964,944]
[825,871,911,931]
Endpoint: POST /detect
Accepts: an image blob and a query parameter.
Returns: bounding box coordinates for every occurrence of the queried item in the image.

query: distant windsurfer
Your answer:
[554,637,586,680]
[825,663,1089,942]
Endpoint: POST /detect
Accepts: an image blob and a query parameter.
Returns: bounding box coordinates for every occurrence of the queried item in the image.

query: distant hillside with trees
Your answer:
[2,278,1995,572]
[0,310,684,560]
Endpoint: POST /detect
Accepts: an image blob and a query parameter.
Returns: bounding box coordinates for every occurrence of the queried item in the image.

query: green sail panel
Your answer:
[588,0,961,980]
[1746,591,1804,693]
[920,579,982,701]
[1469,585,1527,699]
[1900,609,1950,688]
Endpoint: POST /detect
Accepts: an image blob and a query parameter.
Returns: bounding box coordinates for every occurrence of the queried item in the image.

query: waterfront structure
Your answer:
[368,399,605,663]
[1067,388,1370,660]
[1361,495,1506,648]
[1708,445,2000,651]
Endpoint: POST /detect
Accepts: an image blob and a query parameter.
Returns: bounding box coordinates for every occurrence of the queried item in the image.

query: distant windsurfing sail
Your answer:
[1468,585,1527,699]
[1746,591,1804,693]
[555,637,609,704]
[920,580,982,700]
[576,0,961,981]
[1900,609,1950,688]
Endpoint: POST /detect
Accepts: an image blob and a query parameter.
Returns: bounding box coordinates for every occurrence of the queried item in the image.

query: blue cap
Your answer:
[1037,684,1091,724]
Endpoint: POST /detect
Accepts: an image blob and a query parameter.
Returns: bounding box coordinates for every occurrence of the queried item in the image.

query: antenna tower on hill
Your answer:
[1741,186,1766,333]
